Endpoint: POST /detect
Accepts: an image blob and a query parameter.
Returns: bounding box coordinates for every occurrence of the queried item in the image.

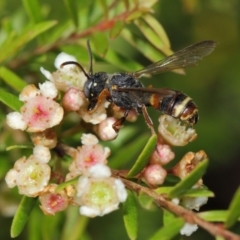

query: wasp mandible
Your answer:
[61,40,216,134]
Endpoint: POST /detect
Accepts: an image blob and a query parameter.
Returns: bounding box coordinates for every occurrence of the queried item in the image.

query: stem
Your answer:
[112,170,240,240]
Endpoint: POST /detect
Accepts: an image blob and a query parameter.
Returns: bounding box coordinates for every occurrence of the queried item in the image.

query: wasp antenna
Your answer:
[87,39,93,75]
[60,61,90,79]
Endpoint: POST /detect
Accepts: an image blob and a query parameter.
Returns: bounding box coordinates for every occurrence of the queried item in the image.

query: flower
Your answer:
[6,84,64,132]
[39,184,68,215]
[96,117,118,141]
[69,144,110,177]
[172,150,207,184]
[30,129,58,149]
[40,52,87,92]
[33,145,51,163]
[181,196,208,211]
[62,87,86,111]
[5,155,51,197]
[158,115,197,146]
[180,223,198,236]
[143,164,167,187]
[75,164,127,217]
[150,143,175,165]
[78,99,108,125]
[81,133,99,146]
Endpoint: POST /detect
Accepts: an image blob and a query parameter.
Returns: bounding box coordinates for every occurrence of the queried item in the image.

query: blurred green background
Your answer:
[0,0,240,239]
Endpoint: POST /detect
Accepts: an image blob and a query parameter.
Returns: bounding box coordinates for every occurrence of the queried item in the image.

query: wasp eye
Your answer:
[83,80,93,98]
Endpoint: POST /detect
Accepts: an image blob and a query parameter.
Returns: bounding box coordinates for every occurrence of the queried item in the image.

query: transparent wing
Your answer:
[132,40,216,78]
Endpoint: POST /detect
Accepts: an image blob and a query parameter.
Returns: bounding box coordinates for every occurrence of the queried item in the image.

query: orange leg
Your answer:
[141,105,156,135]
[112,110,129,132]
[88,89,110,112]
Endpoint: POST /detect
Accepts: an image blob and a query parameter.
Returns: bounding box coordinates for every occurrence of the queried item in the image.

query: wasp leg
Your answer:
[88,89,110,112]
[112,110,129,132]
[141,105,156,135]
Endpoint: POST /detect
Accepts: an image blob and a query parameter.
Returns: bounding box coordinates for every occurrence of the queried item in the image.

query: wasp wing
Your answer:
[115,87,176,98]
[132,40,216,78]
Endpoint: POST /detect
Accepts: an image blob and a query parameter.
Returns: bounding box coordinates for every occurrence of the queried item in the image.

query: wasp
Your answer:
[61,40,216,134]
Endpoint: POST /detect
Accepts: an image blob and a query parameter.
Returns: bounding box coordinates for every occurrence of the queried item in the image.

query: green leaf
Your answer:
[127,134,157,177]
[216,236,225,240]
[121,28,166,63]
[92,32,109,57]
[0,21,57,64]
[168,159,208,198]
[138,191,155,210]
[123,191,138,240]
[142,14,170,49]
[149,217,185,240]
[11,196,37,238]
[98,0,109,19]
[182,188,215,198]
[225,187,240,228]
[62,207,89,240]
[0,66,26,92]
[110,20,125,40]
[56,177,78,192]
[0,88,23,111]
[103,48,143,72]
[64,0,79,28]
[155,187,172,195]
[126,11,143,22]
[109,132,149,168]
[6,144,33,151]
[22,0,42,23]
[198,210,229,222]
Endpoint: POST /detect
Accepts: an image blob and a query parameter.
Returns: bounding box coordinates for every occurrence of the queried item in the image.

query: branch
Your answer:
[113,172,240,240]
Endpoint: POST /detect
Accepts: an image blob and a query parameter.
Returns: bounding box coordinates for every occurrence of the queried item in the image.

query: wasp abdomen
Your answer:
[150,91,198,125]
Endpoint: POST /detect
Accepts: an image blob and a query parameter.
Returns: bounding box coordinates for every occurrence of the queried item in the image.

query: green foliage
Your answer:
[11,196,37,238]
[127,134,157,177]
[123,191,138,240]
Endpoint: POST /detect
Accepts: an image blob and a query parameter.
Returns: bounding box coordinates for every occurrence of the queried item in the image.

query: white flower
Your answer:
[39,81,58,99]
[6,112,27,131]
[33,145,51,163]
[88,164,111,178]
[81,133,99,146]
[54,52,78,70]
[40,52,87,92]
[180,223,198,236]
[181,196,208,211]
[158,115,197,146]
[5,155,51,197]
[75,164,127,218]
[97,117,118,141]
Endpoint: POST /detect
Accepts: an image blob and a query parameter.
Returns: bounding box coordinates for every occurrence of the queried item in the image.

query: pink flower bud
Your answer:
[39,184,68,215]
[150,143,175,165]
[62,88,86,111]
[97,117,118,141]
[143,164,167,187]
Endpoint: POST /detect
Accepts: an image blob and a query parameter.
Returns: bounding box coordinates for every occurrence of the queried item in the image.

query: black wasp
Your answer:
[61,40,216,134]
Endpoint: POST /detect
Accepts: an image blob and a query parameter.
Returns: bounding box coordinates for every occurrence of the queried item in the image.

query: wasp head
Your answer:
[83,72,109,111]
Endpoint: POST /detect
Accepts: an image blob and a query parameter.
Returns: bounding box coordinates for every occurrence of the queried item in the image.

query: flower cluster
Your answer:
[5,52,129,216]
[5,51,207,236]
